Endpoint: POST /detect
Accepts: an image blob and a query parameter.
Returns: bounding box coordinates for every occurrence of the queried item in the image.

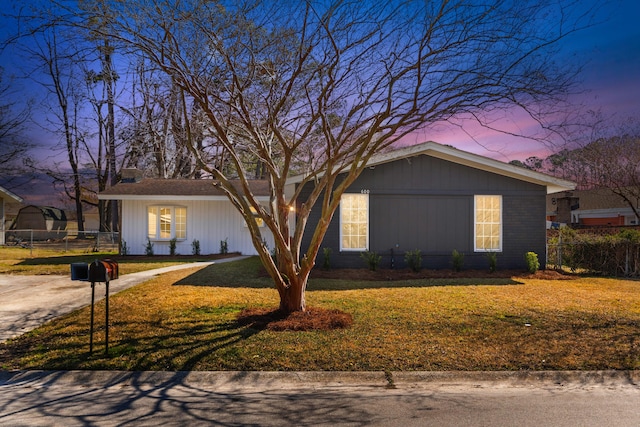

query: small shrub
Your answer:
[618,228,640,243]
[525,251,540,273]
[169,238,178,256]
[322,247,332,270]
[220,238,229,254]
[191,239,201,256]
[361,250,382,271]
[486,251,497,273]
[120,240,129,256]
[404,249,422,272]
[145,239,154,256]
[451,249,464,272]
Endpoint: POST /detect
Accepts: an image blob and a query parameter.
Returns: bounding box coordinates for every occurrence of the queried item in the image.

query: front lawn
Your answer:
[1,257,639,371]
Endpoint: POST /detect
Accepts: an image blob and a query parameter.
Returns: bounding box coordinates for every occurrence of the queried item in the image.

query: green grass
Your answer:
[1,257,639,371]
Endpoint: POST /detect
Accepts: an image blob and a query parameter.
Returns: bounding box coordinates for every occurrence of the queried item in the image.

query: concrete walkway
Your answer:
[0,256,247,343]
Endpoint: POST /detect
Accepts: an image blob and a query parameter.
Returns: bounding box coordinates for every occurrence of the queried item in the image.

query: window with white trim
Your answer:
[474,195,502,251]
[244,206,265,228]
[148,206,186,240]
[340,193,369,251]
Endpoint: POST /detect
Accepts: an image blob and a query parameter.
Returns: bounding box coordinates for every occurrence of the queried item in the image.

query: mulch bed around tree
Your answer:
[237,307,354,331]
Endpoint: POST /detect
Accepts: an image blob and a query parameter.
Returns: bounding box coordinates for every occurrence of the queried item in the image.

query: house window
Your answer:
[340,193,369,251]
[474,195,502,252]
[243,206,265,228]
[148,206,187,240]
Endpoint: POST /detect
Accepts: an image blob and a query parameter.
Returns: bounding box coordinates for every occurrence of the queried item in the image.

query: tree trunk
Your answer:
[73,174,85,236]
[103,39,119,232]
[278,275,307,313]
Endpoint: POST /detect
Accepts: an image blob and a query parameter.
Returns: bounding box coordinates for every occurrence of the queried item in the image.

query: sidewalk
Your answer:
[0,256,247,343]
[1,369,638,427]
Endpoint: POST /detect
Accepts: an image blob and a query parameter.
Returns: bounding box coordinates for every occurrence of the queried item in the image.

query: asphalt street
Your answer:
[1,370,639,426]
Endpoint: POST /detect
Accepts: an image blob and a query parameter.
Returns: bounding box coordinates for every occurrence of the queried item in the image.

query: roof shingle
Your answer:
[99,179,270,198]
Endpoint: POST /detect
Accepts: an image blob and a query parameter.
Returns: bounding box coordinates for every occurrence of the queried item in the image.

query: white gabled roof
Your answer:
[0,185,23,204]
[287,141,575,194]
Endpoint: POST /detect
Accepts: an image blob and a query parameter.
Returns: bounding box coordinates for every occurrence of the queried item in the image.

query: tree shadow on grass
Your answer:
[17,254,117,266]
[17,253,234,266]
[172,261,523,291]
[0,315,267,372]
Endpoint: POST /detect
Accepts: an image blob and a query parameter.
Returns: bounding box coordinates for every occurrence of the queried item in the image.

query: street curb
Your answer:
[1,370,638,389]
[391,370,640,386]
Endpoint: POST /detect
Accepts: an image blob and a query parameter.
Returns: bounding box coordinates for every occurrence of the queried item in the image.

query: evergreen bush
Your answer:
[191,239,201,256]
[361,250,382,271]
[525,251,539,273]
[451,249,464,272]
[404,249,423,272]
[145,239,154,256]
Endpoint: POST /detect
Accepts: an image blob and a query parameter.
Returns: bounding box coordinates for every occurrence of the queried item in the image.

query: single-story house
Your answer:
[99,141,574,269]
[547,188,640,227]
[0,185,23,245]
[288,141,575,270]
[99,175,274,256]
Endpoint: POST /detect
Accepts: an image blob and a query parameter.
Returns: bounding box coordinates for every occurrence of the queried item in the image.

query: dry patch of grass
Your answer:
[1,258,639,371]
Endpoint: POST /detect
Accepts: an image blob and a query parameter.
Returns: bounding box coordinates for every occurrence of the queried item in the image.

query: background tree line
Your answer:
[510,128,640,220]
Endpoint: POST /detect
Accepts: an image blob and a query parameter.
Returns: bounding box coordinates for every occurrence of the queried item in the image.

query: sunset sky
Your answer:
[408,0,640,160]
[1,0,639,206]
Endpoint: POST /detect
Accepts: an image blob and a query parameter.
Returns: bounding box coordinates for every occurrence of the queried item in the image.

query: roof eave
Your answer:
[286,141,576,193]
[0,186,23,204]
[98,194,271,202]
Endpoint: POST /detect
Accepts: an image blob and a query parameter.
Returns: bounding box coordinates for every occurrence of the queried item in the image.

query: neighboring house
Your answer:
[0,185,23,245]
[65,205,101,233]
[288,142,575,270]
[99,176,274,256]
[547,188,640,227]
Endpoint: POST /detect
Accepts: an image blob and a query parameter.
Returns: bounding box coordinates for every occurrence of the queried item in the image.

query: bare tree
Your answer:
[0,68,32,187]
[25,25,89,234]
[87,0,590,312]
[120,60,204,178]
[81,0,121,232]
[514,114,640,221]
[568,133,640,219]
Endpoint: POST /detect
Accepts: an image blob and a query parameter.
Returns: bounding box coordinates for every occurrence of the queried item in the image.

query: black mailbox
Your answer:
[88,259,119,282]
[70,259,120,355]
[70,263,89,281]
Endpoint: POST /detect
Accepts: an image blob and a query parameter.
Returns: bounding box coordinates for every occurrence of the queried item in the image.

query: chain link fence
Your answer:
[3,229,119,253]
[547,227,640,277]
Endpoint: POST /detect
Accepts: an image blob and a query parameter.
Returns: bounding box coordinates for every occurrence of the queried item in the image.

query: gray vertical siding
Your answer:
[300,154,548,270]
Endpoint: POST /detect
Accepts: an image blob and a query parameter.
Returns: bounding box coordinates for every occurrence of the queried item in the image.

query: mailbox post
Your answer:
[70,259,119,355]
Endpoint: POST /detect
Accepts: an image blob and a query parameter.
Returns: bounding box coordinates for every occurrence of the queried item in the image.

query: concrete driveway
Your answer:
[0,257,247,343]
